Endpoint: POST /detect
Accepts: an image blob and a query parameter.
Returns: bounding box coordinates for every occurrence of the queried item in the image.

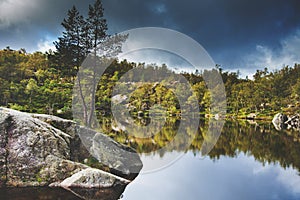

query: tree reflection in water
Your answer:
[100,116,300,173]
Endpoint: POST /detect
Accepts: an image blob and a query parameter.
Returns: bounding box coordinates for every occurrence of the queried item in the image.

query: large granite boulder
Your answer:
[79,127,143,180]
[52,168,129,188]
[30,113,89,162]
[272,113,288,131]
[0,108,74,187]
[0,107,142,191]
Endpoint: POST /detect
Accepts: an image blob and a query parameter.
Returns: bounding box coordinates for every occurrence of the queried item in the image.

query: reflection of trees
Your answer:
[100,117,180,153]
[100,117,300,172]
[196,120,300,172]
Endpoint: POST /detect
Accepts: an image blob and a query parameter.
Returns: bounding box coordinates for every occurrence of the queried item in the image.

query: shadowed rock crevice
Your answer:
[31,114,91,162]
[0,113,12,187]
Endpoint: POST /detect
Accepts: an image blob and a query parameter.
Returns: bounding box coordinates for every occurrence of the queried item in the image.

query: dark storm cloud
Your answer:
[102,0,300,69]
[1,0,300,75]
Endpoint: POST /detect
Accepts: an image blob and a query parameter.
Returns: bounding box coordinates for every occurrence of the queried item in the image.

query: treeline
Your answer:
[1,0,300,119]
[224,66,300,117]
[0,47,300,119]
[0,48,73,118]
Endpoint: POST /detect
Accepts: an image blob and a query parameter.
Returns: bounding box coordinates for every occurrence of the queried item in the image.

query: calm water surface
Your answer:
[1,119,300,200]
[122,119,300,200]
[123,152,300,200]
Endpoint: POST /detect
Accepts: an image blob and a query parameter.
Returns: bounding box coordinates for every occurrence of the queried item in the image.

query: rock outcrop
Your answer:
[0,107,142,198]
[77,126,143,180]
[0,108,75,187]
[246,113,256,120]
[52,168,130,188]
[285,114,300,130]
[272,113,300,130]
[272,113,288,131]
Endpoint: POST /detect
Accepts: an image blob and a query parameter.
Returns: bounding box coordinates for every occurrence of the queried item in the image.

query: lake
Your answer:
[1,119,300,200]
[120,119,300,200]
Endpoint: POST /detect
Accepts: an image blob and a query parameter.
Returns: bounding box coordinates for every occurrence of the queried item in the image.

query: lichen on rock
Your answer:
[0,107,142,191]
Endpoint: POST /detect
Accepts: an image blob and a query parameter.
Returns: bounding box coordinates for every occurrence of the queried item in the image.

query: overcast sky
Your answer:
[1,0,300,77]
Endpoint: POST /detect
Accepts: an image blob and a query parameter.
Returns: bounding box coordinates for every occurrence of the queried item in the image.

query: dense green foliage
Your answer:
[0,48,73,118]
[225,66,300,117]
[1,47,300,118]
[1,0,300,119]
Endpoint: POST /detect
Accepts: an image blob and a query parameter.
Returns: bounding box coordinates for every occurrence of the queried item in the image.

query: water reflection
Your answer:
[0,187,82,200]
[2,118,300,199]
[0,185,127,200]
[105,117,300,199]
[122,152,300,200]
[103,117,300,173]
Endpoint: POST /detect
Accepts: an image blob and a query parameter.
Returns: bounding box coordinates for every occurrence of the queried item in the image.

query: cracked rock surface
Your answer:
[0,107,142,190]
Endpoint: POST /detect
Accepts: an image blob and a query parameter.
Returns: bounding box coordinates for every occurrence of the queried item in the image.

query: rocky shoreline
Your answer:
[0,107,142,199]
[272,113,300,131]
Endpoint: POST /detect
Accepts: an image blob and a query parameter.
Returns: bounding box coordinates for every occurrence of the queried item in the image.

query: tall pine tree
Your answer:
[54,6,86,77]
[88,0,108,50]
[54,0,128,126]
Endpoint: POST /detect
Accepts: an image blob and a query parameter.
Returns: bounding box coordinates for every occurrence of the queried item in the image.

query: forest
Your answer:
[1,46,300,120]
[1,0,300,121]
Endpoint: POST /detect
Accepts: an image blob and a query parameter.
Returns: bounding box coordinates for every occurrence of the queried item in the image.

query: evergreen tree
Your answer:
[53,6,86,77]
[88,0,108,49]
